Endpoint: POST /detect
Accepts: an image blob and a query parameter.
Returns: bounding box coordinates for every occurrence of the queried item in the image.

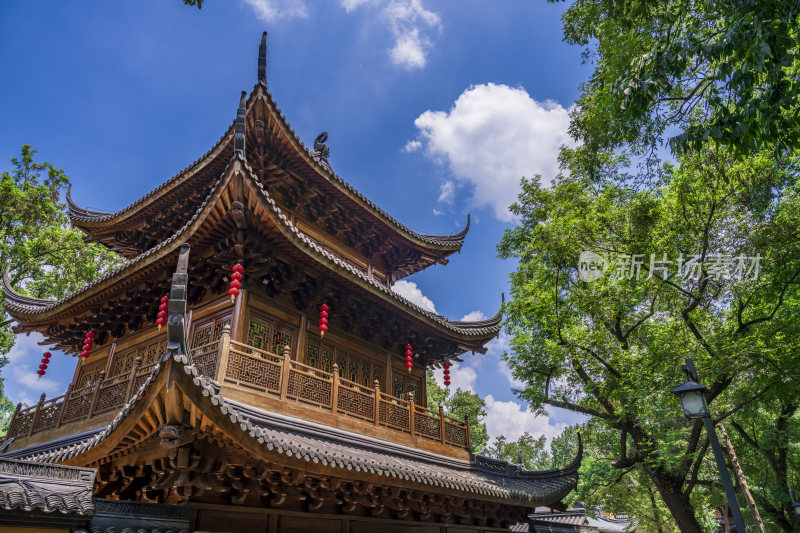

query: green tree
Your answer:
[498,144,800,531]
[425,369,489,452]
[552,0,800,165]
[0,145,122,435]
[488,432,550,471]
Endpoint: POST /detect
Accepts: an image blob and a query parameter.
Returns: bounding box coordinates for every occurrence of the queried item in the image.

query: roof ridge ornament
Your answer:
[314,132,330,168]
[165,244,190,362]
[234,91,247,159]
[258,31,268,85]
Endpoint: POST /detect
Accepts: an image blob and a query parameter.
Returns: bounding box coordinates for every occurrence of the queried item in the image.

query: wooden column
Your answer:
[331,363,340,414]
[56,386,72,428]
[384,353,392,394]
[125,357,142,402]
[216,324,232,383]
[279,344,291,401]
[104,342,117,376]
[296,315,307,363]
[6,403,21,438]
[87,371,105,419]
[373,380,380,427]
[27,394,46,437]
[230,288,247,342]
[408,392,415,437]
[464,414,472,452]
[439,404,446,445]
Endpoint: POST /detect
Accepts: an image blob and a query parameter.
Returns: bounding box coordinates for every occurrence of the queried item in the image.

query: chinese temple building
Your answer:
[1,33,580,532]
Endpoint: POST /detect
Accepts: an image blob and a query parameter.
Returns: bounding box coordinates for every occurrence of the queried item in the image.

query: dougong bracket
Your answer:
[166,244,191,360]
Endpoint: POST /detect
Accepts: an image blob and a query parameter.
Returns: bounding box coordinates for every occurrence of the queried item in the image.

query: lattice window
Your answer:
[392,376,404,398]
[408,378,420,404]
[212,318,230,341]
[191,313,231,348]
[321,344,333,373]
[306,340,319,368]
[247,317,271,350]
[373,363,384,389]
[75,359,106,389]
[111,338,167,376]
[271,325,293,355]
[347,355,359,382]
[112,351,135,376]
[247,314,295,356]
[335,349,347,374]
[360,359,372,387]
[144,339,166,366]
[391,372,420,403]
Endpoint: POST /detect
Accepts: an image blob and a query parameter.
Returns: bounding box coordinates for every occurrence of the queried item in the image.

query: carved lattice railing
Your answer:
[3,331,471,453]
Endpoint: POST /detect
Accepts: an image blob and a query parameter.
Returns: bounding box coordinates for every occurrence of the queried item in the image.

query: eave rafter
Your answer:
[4,156,500,359]
[67,53,469,276]
[12,349,579,524]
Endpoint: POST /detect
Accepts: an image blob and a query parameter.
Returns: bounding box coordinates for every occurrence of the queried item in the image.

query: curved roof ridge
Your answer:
[449,297,504,329]
[253,84,469,250]
[8,351,579,506]
[6,156,497,346]
[2,267,58,312]
[238,157,500,339]
[2,156,237,321]
[67,102,239,225]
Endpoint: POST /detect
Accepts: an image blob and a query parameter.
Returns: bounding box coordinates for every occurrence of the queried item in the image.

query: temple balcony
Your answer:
[4,324,472,459]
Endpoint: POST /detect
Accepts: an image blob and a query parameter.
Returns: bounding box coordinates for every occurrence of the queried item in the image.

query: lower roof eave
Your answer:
[6,351,579,509]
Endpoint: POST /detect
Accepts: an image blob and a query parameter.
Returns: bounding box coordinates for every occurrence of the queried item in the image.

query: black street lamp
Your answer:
[671,358,747,532]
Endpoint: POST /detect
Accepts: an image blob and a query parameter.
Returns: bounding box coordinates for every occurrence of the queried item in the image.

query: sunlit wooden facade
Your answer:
[1,33,580,532]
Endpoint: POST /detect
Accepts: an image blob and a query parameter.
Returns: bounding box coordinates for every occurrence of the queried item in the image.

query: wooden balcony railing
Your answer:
[4,326,471,454]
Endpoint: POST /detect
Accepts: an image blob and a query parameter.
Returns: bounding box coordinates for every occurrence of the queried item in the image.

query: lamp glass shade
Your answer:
[679,389,709,418]
[792,501,800,516]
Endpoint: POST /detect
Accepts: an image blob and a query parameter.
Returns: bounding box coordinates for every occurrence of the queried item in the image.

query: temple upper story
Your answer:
[2,32,502,459]
[0,33,581,527]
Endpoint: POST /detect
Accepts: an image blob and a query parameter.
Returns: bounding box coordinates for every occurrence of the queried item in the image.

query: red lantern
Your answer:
[37,350,52,379]
[229,264,244,303]
[443,362,451,387]
[81,332,94,359]
[405,344,413,373]
[319,304,329,337]
[156,295,169,330]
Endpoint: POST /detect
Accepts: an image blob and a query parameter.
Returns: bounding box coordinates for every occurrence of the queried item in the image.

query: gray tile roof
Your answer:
[4,155,501,346]
[0,457,95,516]
[67,84,469,250]
[6,349,579,508]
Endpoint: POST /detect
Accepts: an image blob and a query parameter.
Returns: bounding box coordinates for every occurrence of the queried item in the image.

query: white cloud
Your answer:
[484,394,567,443]
[343,0,441,70]
[341,0,374,11]
[460,310,487,322]
[432,364,477,394]
[384,1,440,70]
[391,280,437,313]
[414,83,575,221]
[242,0,309,22]
[12,366,61,403]
[432,208,444,216]
[437,180,455,205]
[4,332,69,407]
[402,139,422,153]
[485,332,526,389]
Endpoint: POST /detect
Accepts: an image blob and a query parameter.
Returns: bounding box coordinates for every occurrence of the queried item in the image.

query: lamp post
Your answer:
[671,358,747,533]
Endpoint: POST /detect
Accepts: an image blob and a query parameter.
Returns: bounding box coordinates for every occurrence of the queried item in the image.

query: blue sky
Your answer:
[0,1,590,444]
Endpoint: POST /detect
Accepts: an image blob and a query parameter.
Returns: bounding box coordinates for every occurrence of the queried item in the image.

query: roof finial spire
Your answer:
[258,31,268,85]
[234,91,247,158]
